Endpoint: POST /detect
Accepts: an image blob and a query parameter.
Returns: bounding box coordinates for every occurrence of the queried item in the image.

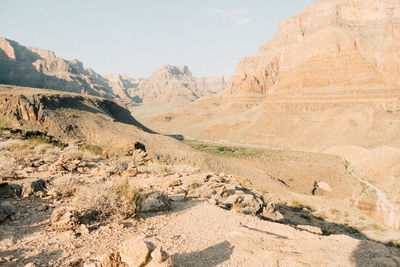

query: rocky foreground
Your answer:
[0,131,399,267]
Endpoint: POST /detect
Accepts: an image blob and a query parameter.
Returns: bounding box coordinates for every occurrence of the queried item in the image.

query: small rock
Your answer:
[37,205,49,211]
[111,222,125,230]
[0,202,16,223]
[168,179,182,188]
[24,263,38,267]
[150,246,170,264]
[100,252,127,267]
[47,189,60,198]
[22,179,46,197]
[208,198,218,205]
[78,224,90,235]
[260,203,284,221]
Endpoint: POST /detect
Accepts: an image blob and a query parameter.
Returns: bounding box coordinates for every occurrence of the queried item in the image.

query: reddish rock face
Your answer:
[226,0,400,95]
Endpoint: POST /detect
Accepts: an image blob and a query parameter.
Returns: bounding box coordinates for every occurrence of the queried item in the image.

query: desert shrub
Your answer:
[79,143,103,155]
[48,175,81,198]
[76,177,142,220]
[113,177,142,217]
[217,146,238,153]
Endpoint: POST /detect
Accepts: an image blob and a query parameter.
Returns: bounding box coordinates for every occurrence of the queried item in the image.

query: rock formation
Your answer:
[106,66,227,106]
[127,65,208,104]
[0,37,226,107]
[226,0,400,94]
[197,75,229,94]
[0,37,116,99]
[150,0,400,151]
[104,74,142,101]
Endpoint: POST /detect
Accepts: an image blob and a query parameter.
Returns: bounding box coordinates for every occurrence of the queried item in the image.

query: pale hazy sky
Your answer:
[0,0,314,78]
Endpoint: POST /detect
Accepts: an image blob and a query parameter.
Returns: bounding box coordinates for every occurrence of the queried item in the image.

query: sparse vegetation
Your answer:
[48,175,81,198]
[113,177,143,217]
[330,208,340,214]
[368,223,386,232]
[291,200,305,210]
[76,177,142,220]
[79,143,103,155]
[0,117,11,133]
[183,140,262,157]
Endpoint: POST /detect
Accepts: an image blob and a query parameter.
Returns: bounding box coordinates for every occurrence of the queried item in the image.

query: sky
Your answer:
[0,0,314,78]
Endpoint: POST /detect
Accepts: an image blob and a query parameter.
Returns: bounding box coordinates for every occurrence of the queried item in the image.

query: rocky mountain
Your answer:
[108,65,226,105]
[0,37,116,99]
[0,38,226,105]
[104,74,142,101]
[227,0,400,94]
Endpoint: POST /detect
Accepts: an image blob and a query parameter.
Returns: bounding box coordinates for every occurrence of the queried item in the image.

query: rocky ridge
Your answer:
[108,65,227,106]
[0,37,116,100]
[0,38,226,106]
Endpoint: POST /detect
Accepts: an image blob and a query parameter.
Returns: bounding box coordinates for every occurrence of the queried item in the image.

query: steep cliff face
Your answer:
[0,37,116,99]
[227,0,400,94]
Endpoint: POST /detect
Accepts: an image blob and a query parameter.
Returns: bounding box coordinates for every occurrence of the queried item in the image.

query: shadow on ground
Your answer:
[266,203,400,266]
[171,241,234,267]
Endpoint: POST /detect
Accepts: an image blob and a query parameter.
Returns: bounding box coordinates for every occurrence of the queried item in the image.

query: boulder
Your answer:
[147,246,172,267]
[142,192,171,213]
[230,193,263,214]
[260,203,284,221]
[120,237,151,267]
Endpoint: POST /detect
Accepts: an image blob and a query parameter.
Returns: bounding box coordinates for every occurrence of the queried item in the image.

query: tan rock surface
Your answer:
[0,37,116,100]
[227,0,400,95]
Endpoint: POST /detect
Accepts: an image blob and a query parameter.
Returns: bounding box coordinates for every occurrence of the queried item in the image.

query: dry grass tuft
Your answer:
[48,175,82,198]
[75,177,142,220]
